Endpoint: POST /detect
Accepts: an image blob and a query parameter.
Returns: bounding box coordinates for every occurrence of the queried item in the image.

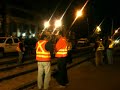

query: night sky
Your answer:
[7,0,120,37]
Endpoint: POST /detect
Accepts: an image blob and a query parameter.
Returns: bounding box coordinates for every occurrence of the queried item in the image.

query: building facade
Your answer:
[0,4,40,38]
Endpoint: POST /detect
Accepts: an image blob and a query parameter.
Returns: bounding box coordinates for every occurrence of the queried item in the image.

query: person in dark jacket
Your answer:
[45,36,55,59]
[54,30,69,88]
[66,39,73,64]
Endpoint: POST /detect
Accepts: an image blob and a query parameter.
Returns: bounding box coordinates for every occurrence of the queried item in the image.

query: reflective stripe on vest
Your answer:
[36,41,51,61]
[55,46,68,57]
[97,42,104,51]
[55,38,67,57]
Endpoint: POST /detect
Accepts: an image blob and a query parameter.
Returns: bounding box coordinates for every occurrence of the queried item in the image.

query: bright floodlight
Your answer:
[54,20,62,28]
[76,10,83,18]
[44,21,50,28]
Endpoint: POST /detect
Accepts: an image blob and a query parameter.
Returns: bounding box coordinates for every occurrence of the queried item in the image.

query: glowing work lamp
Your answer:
[54,20,62,28]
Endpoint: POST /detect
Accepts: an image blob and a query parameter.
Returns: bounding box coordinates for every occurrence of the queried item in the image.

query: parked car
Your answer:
[0,37,19,57]
[77,38,90,47]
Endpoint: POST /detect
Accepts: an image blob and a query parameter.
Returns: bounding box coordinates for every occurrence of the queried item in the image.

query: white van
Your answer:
[0,37,19,57]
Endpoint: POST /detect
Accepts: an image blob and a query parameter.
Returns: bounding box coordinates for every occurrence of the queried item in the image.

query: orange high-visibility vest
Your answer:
[36,40,51,61]
[55,37,68,57]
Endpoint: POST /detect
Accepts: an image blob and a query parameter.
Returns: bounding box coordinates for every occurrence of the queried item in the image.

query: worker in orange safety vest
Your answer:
[36,34,52,90]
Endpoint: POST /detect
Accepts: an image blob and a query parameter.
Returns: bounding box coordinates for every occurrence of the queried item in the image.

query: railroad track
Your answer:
[0,46,93,71]
[0,55,35,65]
[0,51,93,81]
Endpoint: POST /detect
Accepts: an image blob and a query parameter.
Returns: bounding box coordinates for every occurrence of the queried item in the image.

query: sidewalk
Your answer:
[50,61,120,90]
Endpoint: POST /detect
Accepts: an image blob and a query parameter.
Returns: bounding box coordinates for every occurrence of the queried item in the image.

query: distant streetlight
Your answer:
[67,0,89,36]
[70,9,83,29]
[76,10,83,19]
